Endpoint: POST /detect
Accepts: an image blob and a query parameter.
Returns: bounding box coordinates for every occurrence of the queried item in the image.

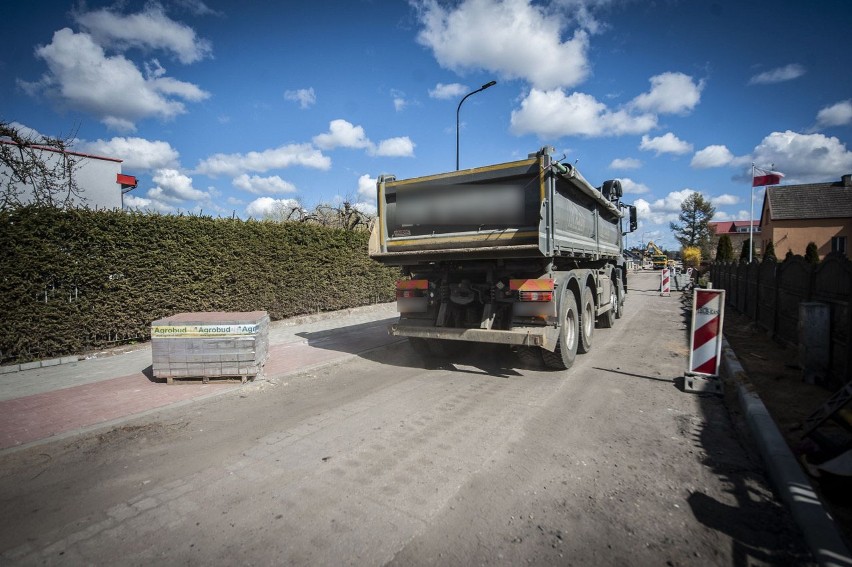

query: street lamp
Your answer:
[456,80,496,170]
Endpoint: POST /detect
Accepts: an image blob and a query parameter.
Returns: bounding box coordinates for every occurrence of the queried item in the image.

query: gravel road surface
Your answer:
[0,271,811,565]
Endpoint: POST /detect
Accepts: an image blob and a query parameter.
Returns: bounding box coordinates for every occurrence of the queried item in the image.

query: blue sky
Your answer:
[2,0,851,249]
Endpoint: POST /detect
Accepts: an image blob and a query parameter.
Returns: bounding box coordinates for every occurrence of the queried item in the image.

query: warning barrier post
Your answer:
[684,288,725,394]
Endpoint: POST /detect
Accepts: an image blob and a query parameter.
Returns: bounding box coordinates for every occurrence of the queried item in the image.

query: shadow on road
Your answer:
[685,402,813,565]
[296,318,526,378]
[591,366,676,384]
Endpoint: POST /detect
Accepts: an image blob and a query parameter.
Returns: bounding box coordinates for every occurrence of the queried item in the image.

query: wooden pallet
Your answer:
[164,374,252,385]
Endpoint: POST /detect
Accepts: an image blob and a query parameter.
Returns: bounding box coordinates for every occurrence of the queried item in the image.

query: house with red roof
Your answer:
[709,220,761,259]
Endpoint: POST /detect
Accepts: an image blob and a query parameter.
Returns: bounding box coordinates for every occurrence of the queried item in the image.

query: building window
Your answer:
[831,236,847,255]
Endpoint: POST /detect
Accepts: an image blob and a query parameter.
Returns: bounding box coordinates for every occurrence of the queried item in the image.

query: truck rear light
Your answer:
[395,279,428,299]
[518,291,553,302]
[396,280,429,313]
[510,279,554,302]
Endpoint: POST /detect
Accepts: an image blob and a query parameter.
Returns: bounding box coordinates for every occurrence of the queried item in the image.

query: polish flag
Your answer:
[753,167,784,187]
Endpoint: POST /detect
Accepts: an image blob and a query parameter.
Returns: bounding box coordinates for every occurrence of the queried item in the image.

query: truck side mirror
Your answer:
[629,205,637,232]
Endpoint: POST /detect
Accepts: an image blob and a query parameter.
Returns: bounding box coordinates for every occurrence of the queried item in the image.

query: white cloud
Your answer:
[233,174,296,195]
[634,188,700,225]
[414,0,590,90]
[284,87,316,109]
[20,29,210,132]
[78,136,179,171]
[639,133,693,155]
[609,157,641,170]
[510,89,656,138]
[310,120,414,157]
[245,196,301,218]
[357,174,378,201]
[751,130,852,183]
[816,100,852,128]
[711,194,739,206]
[394,97,407,112]
[630,72,704,115]
[619,178,650,194]
[149,168,207,202]
[74,4,212,64]
[691,145,734,168]
[370,137,416,157]
[428,82,469,99]
[195,143,331,176]
[123,193,155,210]
[748,63,805,85]
[313,119,372,150]
[353,201,377,216]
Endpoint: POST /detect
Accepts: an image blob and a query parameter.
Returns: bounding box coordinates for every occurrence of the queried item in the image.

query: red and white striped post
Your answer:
[660,268,671,296]
[685,288,726,394]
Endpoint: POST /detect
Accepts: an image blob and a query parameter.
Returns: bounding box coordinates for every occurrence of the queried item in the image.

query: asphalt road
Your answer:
[0,271,812,565]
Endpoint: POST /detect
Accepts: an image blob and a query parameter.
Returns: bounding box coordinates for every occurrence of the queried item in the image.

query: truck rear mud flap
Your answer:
[390,324,557,350]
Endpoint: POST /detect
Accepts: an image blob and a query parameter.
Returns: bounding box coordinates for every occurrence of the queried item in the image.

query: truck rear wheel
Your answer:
[516,346,544,369]
[542,289,579,370]
[615,279,624,319]
[578,285,594,354]
[597,284,616,329]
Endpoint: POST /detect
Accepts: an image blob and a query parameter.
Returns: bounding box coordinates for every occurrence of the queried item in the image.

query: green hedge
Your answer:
[0,206,399,363]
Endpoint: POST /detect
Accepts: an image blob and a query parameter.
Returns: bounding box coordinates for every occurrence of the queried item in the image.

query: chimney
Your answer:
[843,174,852,187]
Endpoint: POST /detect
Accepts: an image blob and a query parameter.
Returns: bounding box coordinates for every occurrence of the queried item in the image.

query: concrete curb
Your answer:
[720,337,852,567]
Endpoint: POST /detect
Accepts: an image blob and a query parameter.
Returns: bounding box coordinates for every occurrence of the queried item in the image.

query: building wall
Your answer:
[0,146,122,209]
[762,218,851,258]
[709,229,761,259]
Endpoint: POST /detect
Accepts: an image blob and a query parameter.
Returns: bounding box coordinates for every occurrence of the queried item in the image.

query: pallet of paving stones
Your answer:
[150,311,269,385]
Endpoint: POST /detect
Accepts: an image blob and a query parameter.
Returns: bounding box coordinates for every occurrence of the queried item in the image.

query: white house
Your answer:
[0,141,136,209]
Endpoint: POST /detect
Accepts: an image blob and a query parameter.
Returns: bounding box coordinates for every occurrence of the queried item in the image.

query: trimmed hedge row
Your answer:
[0,206,399,363]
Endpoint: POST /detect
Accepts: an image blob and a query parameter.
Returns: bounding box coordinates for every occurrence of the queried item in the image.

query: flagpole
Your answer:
[750,163,755,263]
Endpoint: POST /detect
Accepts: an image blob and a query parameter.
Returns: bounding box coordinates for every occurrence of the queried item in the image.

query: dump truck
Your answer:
[368,147,638,370]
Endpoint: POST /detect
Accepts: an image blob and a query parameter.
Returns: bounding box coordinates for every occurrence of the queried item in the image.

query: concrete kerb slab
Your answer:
[720,337,852,567]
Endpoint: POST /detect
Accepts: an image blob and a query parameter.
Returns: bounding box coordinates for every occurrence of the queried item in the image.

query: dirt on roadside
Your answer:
[723,309,852,544]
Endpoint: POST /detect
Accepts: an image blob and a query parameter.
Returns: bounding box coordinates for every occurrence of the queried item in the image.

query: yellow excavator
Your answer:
[645,241,669,270]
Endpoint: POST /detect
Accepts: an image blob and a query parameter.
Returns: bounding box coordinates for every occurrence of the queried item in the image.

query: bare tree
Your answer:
[0,121,84,209]
[260,198,375,232]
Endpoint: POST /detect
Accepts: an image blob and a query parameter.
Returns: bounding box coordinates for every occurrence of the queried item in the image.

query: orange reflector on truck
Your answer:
[396,280,429,290]
[509,279,554,291]
[396,279,428,299]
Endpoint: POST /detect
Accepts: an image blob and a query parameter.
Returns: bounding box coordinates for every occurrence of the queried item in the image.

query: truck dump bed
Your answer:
[369,148,624,266]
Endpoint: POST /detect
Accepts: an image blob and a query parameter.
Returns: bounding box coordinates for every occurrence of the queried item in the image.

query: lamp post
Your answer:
[456,80,496,170]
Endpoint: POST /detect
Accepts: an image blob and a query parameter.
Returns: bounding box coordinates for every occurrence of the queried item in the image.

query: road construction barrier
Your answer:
[685,288,725,394]
[660,268,671,296]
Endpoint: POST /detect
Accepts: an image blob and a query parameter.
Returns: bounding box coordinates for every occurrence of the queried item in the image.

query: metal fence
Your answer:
[710,253,852,384]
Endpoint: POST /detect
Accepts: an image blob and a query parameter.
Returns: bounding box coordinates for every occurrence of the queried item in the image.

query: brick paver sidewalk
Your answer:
[0,309,399,451]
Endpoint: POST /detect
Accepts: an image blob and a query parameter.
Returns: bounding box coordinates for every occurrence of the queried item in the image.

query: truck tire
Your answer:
[578,285,594,354]
[516,346,543,369]
[542,289,579,370]
[615,279,624,319]
[597,284,616,329]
